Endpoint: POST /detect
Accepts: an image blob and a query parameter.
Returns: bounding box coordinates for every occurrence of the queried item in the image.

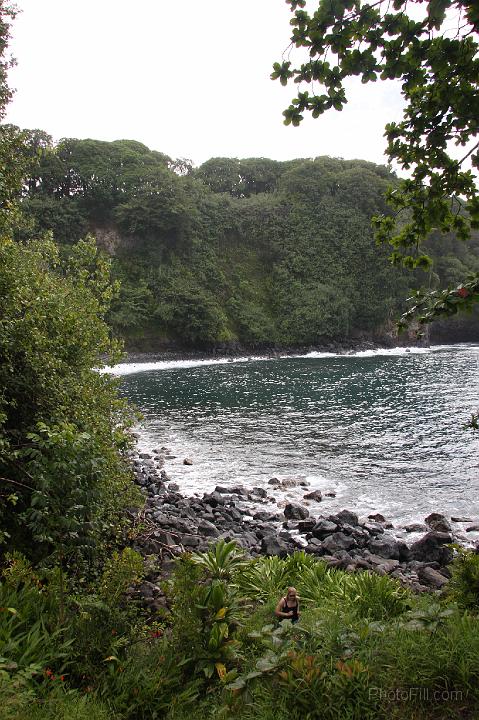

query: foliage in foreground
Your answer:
[1,544,479,720]
[0,234,140,568]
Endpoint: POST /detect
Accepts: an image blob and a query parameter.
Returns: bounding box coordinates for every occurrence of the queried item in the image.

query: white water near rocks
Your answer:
[106,344,479,543]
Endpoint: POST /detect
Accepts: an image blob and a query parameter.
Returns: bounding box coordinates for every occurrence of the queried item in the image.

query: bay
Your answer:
[113,344,479,529]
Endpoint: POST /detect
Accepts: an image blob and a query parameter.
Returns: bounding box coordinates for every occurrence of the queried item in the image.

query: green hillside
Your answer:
[16,133,479,349]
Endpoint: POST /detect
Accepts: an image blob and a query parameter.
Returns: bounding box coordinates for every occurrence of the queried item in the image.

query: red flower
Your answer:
[457,287,469,298]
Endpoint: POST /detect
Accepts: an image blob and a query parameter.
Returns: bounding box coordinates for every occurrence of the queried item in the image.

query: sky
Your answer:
[5,0,406,168]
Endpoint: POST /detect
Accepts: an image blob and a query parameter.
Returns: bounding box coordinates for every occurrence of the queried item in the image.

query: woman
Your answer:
[275,586,300,623]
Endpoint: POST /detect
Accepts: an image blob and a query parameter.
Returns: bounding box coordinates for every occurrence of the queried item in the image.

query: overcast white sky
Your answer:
[5,0,405,168]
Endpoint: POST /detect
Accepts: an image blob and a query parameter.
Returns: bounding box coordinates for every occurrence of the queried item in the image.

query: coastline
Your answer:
[116,342,479,604]
[129,445,478,598]
[121,335,428,364]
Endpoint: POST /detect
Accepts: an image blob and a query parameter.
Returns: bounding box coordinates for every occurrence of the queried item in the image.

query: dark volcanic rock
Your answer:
[425,513,451,533]
[261,534,290,557]
[297,519,316,533]
[417,565,449,588]
[363,522,384,536]
[321,532,356,553]
[181,534,200,547]
[230,486,249,497]
[451,516,472,523]
[253,511,282,522]
[368,535,401,560]
[252,487,268,498]
[284,503,309,520]
[202,491,226,507]
[404,523,427,533]
[368,513,386,523]
[304,538,322,554]
[223,507,243,523]
[334,509,359,526]
[312,520,338,539]
[197,520,219,537]
[409,531,453,565]
[303,490,323,502]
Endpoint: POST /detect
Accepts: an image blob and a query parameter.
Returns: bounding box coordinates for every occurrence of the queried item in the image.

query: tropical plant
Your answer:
[447,546,479,611]
[295,562,346,607]
[236,556,290,603]
[399,602,456,632]
[193,580,243,681]
[191,540,248,581]
[344,572,412,621]
[227,622,296,691]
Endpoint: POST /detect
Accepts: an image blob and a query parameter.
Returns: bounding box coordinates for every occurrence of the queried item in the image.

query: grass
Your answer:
[1,548,479,720]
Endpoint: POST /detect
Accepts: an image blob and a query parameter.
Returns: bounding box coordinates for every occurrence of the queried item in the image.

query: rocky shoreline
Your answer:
[127,447,479,612]
[122,336,425,364]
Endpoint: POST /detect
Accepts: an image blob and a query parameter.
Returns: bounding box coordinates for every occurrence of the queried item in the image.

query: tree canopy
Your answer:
[273,0,479,328]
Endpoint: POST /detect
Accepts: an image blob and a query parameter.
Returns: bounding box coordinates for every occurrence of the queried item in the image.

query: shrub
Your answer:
[344,572,412,621]
[448,546,479,611]
[191,540,248,581]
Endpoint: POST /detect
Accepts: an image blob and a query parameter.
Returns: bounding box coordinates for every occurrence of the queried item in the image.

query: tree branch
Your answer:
[0,475,34,491]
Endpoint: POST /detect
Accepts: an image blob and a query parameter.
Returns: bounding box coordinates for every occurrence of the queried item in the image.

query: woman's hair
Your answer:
[286,587,297,595]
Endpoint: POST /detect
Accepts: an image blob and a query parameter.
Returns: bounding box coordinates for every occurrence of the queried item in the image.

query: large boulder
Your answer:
[260,534,290,557]
[298,519,317,533]
[368,535,401,560]
[202,491,226,507]
[321,532,356,553]
[197,519,220,537]
[409,531,453,565]
[311,519,338,539]
[425,513,451,533]
[417,566,449,589]
[332,509,359,526]
[363,522,385,536]
[303,490,323,502]
[284,503,309,520]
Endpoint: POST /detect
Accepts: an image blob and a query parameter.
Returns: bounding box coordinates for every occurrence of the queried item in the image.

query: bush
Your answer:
[0,235,139,563]
[448,546,479,611]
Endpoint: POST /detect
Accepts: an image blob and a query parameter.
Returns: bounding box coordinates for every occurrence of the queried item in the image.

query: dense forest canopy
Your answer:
[13,133,479,349]
[273,0,479,328]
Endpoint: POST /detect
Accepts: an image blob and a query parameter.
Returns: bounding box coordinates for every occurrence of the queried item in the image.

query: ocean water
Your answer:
[108,345,479,531]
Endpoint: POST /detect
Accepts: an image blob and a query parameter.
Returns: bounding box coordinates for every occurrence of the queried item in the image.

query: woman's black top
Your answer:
[280,597,299,622]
